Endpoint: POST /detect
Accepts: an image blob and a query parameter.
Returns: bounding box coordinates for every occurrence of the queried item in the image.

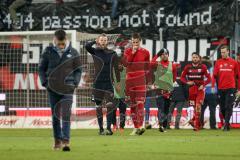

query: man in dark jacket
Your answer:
[167,77,188,129]
[85,33,119,135]
[200,56,218,129]
[39,29,82,151]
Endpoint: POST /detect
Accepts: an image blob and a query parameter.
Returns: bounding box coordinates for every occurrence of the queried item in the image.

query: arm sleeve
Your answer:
[151,55,159,68]
[172,63,177,82]
[145,50,150,62]
[180,66,188,84]
[38,48,49,87]
[211,74,216,88]
[85,41,96,55]
[213,61,219,80]
[203,66,211,86]
[73,50,82,87]
[122,49,134,67]
[112,53,121,83]
[234,62,240,90]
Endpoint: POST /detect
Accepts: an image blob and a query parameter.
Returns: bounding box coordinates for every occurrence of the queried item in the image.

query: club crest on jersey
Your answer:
[198,69,202,72]
[220,64,223,68]
[67,54,72,58]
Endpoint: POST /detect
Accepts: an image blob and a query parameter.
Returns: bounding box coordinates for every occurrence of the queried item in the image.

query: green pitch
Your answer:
[0,129,240,160]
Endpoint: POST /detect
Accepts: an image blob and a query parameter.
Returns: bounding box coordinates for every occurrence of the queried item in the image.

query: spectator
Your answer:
[9,0,32,30]
[111,0,118,20]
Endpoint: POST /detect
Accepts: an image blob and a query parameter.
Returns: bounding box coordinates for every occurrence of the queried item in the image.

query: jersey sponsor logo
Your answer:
[219,69,232,71]
[188,75,202,78]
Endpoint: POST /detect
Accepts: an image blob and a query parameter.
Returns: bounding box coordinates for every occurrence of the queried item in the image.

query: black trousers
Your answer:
[92,86,114,131]
[218,88,236,126]
[167,101,187,128]
[200,94,217,129]
[112,98,127,129]
[157,96,171,128]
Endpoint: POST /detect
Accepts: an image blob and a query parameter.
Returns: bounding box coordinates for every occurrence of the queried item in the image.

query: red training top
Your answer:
[213,57,239,90]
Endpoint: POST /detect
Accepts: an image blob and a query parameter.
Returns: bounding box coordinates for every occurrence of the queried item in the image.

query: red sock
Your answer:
[136,102,144,128]
[130,103,138,128]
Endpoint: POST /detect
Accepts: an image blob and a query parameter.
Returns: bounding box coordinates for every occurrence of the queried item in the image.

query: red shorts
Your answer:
[126,73,146,101]
[189,85,205,106]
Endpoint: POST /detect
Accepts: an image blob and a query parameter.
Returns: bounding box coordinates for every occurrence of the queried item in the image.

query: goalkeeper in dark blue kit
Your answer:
[85,33,120,135]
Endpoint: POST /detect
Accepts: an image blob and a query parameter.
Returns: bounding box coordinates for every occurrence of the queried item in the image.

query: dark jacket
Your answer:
[171,79,189,102]
[38,43,82,94]
[85,41,120,90]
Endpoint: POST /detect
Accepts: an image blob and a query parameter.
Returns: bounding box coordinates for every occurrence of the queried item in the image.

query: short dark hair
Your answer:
[54,29,66,41]
[192,52,201,58]
[220,45,229,51]
[202,56,210,60]
[131,33,141,41]
[157,48,169,56]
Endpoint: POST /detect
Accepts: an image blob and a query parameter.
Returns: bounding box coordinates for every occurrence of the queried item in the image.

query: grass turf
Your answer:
[0,129,240,160]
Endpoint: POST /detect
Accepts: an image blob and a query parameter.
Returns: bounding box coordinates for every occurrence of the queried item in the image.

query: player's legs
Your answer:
[129,85,146,135]
[105,91,115,135]
[200,98,208,128]
[194,90,205,131]
[144,97,152,129]
[136,101,144,128]
[167,101,176,129]
[119,98,127,129]
[48,91,63,149]
[163,98,171,129]
[224,88,236,131]
[218,90,226,119]
[95,101,104,134]
[60,95,73,151]
[188,86,198,128]
[175,101,185,129]
[112,99,118,132]
[156,95,167,132]
[208,94,217,129]
[60,95,73,142]
[92,89,105,134]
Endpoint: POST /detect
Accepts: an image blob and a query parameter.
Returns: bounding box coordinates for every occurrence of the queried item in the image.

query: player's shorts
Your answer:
[125,73,147,102]
[189,85,205,106]
[92,88,114,106]
[128,85,147,102]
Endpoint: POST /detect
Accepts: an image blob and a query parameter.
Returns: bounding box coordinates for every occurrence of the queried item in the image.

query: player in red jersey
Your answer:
[122,33,150,135]
[180,52,211,131]
[213,45,240,131]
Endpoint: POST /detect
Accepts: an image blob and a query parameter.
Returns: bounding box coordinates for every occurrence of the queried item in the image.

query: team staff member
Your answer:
[180,52,211,131]
[85,33,120,135]
[213,45,240,131]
